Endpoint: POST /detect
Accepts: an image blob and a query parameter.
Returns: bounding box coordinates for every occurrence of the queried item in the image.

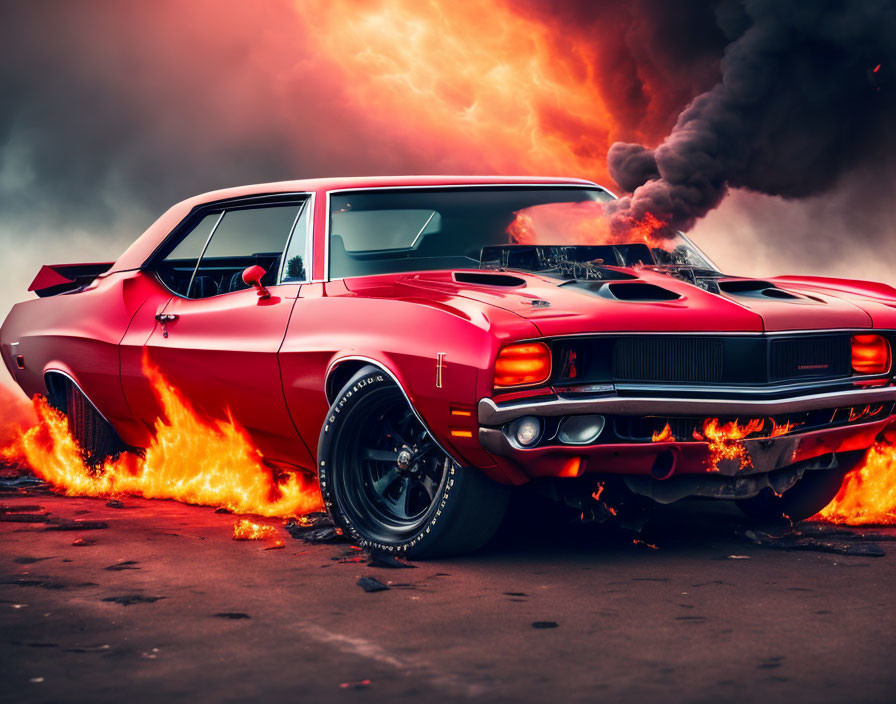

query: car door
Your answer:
[122,196,315,468]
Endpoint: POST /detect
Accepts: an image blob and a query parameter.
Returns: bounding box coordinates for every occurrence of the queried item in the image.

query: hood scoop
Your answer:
[453,271,526,287]
[607,282,681,301]
[561,280,682,302]
[718,279,823,303]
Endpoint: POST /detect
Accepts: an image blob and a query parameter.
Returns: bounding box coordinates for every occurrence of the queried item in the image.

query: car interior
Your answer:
[154,202,307,298]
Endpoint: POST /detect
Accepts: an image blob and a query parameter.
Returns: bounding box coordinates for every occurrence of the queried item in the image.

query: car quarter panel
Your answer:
[0,271,159,443]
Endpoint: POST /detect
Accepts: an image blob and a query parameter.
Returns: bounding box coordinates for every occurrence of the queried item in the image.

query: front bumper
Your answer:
[477,385,896,480]
[478,385,896,426]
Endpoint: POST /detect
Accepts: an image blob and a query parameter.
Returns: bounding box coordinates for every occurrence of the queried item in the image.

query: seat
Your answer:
[190,276,219,298]
[227,271,251,293]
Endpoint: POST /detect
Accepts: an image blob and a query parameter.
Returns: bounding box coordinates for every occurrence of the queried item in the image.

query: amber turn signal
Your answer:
[851,334,891,375]
[494,342,551,388]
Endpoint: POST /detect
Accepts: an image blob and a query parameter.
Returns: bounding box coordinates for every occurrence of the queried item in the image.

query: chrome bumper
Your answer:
[478,385,896,426]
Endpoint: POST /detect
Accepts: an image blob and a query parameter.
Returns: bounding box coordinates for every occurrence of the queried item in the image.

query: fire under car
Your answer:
[2,176,895,556]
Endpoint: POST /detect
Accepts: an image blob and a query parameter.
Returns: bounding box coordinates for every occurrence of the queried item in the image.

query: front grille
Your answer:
[613,337,723,383]
[770,335,851,381]
[552,333,866,387]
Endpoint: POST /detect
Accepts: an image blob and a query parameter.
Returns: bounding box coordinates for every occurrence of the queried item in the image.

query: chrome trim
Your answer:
[409,210,437,249]
[186,210,225,298]
[43,369,115,427]
[612,377,889,395]
[8,342,19,380]
[524,328,896,339]
[325,355,464,465]
[277,193,315,285]
[322,182,611,283]
[478,385,896,426]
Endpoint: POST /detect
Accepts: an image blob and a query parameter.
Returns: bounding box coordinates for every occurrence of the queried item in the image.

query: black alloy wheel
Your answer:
[319,366,508,558]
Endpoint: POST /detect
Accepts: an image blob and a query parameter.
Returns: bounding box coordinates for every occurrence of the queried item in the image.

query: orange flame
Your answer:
[232,518,280,541]
[815,440,896,525]
[651,422,675,443]
[0,384,36,464]
[695,418,765,472]
[769,419,796,437]
[506,202,672,252]
[1,360,322,518]
[291,0,626,182]
[612,212,670,249]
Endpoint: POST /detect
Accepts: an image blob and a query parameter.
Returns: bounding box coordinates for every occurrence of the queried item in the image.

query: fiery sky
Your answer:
[1,0,894,393]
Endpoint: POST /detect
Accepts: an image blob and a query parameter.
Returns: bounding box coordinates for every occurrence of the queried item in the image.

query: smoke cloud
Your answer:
[607,0,896,236]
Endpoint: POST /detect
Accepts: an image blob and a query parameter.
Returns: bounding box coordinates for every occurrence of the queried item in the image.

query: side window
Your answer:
[155,212,222,297]
[280,201,311,283]
[189,203,303,299]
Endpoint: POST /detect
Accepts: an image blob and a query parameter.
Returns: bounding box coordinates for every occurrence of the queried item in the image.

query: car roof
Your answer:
[191,174,599,201]
[111,175,605,272]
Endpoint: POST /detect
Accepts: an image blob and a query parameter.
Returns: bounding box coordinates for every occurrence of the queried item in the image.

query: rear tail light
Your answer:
[851,334,891,375]
[494,342,551,388]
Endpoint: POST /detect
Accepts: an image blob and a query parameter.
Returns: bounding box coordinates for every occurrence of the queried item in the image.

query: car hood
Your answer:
[343,268,896,337]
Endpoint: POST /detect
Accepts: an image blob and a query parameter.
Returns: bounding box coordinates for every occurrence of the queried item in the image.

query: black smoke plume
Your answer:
[607,0,896,236]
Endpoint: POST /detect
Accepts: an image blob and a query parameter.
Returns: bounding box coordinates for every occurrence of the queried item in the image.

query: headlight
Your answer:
[851,334,891,375]
[494,342,551,388]
[508,416,542,447]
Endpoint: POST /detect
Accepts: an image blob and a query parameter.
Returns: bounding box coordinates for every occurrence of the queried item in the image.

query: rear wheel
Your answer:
[58,380,122,465]
[318,366,508,558]
[736,451,865,522]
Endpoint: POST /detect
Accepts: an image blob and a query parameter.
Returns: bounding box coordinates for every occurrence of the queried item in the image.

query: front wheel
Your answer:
[736,451,865,522]
[318,366,508,558]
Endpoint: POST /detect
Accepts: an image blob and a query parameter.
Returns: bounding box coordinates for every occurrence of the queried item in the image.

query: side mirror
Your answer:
[242,265,271,300]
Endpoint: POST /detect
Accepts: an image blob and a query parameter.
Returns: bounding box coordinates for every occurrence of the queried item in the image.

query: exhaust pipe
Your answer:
[650,448,678,480]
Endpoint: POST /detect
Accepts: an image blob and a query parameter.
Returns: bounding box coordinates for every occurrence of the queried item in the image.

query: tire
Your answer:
[736,450,865,522]
[318,365,509,558]
[63,381,122,466]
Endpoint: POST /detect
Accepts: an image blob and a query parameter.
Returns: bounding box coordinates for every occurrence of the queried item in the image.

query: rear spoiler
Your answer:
[28,262,115,298]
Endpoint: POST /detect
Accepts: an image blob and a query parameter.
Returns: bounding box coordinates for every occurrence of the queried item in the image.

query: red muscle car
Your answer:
[2,176,895,556]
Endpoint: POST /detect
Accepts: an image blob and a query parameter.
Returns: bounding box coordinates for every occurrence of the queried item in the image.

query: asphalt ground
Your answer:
[1,485,895,704]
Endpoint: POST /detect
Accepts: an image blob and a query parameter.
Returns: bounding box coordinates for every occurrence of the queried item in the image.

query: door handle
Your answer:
[155,313,179,323]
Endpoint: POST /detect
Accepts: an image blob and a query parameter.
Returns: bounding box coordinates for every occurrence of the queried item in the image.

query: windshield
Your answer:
[328,187,717,278]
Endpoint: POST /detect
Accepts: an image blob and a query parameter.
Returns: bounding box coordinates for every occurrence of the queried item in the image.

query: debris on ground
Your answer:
[336,551,366,563]
[214,507,232,514]
[71,538,96,547]
[531,621,559,629]
[632,539,658,550]
[284,513,346,544]
[367,551,416,569]
[105,499,124,509]
[0,505,44,513]
[357,576,390,593]
[0,475,46,491]
[301,526,344,544]
[340,680,372,690]
[0,513,52,523]
[102,595,166,606]
[798,522,896,542]
[744,527,886,557]
[232,519,278,541]
[44,518,108,531]
[105,561,140,571]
